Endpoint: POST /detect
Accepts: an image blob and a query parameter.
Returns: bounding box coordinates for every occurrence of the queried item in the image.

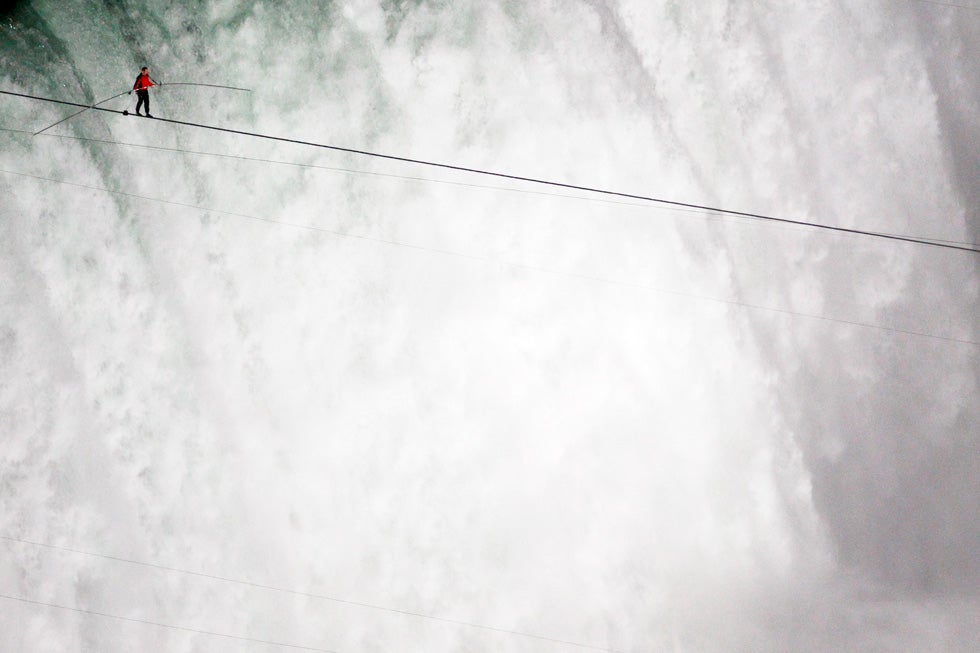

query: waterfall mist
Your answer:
[1,1,977,651]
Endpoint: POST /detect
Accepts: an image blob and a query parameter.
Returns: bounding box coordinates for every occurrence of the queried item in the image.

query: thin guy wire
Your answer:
[33,90,131,136]
[901,0,980,11]
[0,535,623,652]
[0,593,341,652]
[1,166,976,347]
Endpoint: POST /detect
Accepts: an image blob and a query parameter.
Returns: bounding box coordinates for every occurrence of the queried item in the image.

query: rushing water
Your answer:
[1,1,978,651]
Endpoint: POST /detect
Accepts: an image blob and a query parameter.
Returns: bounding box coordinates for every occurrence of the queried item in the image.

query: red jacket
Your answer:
[133,73,155,91]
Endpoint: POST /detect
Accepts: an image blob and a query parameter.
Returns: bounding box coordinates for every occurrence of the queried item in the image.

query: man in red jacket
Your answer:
[130,66,157,117]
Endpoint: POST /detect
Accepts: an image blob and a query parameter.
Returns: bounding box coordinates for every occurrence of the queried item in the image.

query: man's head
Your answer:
[141,67,148,73]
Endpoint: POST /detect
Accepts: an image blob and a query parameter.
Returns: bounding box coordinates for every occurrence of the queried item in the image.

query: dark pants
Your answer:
[135,89,150,115]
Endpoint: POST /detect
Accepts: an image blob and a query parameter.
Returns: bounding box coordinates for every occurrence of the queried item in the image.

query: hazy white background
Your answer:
[1,1,977,651]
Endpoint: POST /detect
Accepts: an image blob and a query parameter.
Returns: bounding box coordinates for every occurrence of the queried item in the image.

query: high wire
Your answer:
[2,88,977,254]
[1,534,624,652]
[1,166,976,347]
[31,82,250,136]
[4,125,976,249]
[0,126,710,217]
